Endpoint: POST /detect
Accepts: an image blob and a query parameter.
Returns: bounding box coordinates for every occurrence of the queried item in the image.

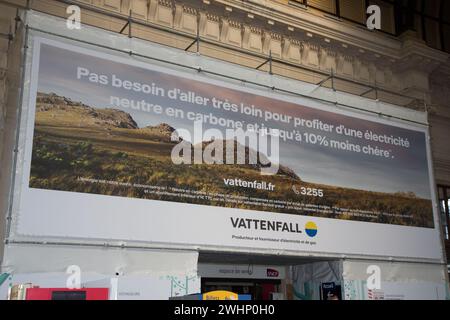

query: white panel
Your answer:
[3,244,198,276]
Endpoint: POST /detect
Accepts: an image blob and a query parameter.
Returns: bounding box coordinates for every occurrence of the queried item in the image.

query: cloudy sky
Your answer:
[35,43,432,199]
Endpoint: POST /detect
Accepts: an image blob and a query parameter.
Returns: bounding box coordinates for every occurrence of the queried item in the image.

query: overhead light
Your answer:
[247,13,254,19]
[288,26,294,32]
[268,20,274,25]
[225,6,232,12]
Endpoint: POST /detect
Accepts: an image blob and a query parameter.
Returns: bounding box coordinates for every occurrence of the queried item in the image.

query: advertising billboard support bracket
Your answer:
[315,69,335,91]
[360,87,375,97]
[184,38,198,52]
[375,80,378,101]
[196,12,200,54]
[423,93,428,113]
[331,69,335,92]
[255,50,273,75]
[360,80,379,100]
[14,8,22,33]
[0,8,21,48]
[185,12,200,53]
[185,36,199,53]
[118,20,129,36]
[316,75,332,87]
[119,10,132,39]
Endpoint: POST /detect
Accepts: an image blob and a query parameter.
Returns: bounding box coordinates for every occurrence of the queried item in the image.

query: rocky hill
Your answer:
[36,92,138,129]
[139,123,179,142]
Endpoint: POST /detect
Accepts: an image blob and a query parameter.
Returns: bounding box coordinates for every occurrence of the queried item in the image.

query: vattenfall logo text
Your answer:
[230,217,318,238]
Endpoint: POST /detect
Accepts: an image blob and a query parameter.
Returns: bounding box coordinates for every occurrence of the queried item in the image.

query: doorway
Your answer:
[201,278,281,300]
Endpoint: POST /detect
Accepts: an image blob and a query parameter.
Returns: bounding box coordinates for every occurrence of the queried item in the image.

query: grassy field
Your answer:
[29,93,434,228]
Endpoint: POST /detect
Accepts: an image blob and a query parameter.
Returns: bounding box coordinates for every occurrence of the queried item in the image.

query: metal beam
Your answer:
[185,11,200,53]
[331,69,335,91]
[255,51,273,74]
[184,38,197,52]
[119,20,129,35]
[360,87,374,97]
[316,74,332,87]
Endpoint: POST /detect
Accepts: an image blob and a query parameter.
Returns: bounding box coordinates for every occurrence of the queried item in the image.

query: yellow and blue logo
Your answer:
[305,221,317,237]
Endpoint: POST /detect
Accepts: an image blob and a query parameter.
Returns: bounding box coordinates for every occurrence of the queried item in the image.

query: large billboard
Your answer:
[14,36,443,260]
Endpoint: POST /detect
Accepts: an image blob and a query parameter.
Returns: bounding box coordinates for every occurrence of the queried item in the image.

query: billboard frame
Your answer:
[4,11,447,266]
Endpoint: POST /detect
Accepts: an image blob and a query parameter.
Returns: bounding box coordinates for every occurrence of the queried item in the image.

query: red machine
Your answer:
[25,288,109,300]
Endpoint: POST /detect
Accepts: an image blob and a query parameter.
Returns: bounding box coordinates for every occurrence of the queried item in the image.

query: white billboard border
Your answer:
[5,22,445,264]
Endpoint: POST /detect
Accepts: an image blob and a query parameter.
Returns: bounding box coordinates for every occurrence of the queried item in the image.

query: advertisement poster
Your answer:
[29,42,434,226]
[14,37,442,260]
